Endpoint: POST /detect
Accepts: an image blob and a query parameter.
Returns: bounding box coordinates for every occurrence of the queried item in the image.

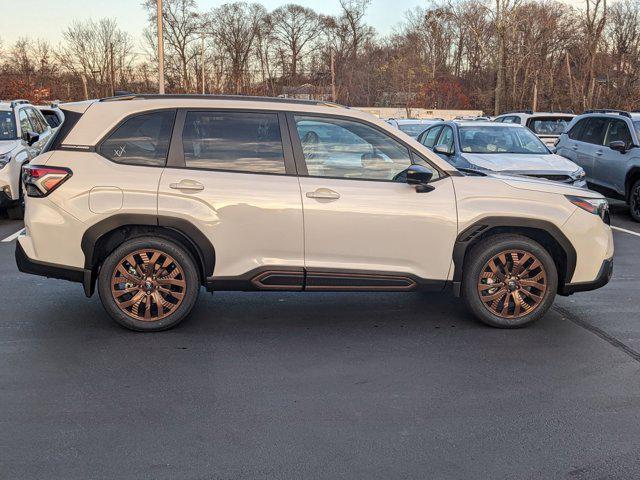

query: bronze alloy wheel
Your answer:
[477,249,547,319]
[110,249,187,322]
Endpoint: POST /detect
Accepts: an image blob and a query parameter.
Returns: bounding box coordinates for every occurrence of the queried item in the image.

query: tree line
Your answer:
[1,0,638,115]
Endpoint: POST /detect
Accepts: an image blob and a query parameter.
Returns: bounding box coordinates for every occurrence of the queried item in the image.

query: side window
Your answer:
[421,126,442,148]
[99,110,175,167]
[580,117,608,145]
[434,126,454,154]
[182,111,286,174]
[604,119,633,148]
[502,116,520,124]
[568,119,588,140]
[26,108,45,134]
[294,115,412,181]
[18,109,33,136]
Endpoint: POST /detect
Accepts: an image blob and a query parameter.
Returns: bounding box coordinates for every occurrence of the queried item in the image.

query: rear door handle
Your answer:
[571,145,578,150]
[169,180,205,191]
[595,150,604,156]
[306,188,340,200]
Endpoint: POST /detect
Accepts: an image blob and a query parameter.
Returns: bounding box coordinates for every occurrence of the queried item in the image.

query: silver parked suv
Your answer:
[16,95,613,331]
[555,109,640,221]
[0,100,53,219]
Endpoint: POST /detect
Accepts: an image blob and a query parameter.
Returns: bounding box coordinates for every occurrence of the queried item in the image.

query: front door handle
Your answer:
[306,188,340,200]
[571,144,578,150]
[595,150,604,156]
[169,180,205,191]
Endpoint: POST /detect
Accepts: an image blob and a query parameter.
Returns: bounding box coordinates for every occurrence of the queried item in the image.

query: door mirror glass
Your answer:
[22,130,39,146]
[609,140,627,152]
[548,146,557,154]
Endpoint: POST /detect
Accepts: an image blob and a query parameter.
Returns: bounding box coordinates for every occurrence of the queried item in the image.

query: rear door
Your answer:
[598,118,633,193]
[157,109,304,285]
[577,117,609,184]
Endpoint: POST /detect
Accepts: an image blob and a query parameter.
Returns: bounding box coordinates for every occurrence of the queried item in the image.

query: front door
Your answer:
[158,110,304,287]
[290,114,458,288]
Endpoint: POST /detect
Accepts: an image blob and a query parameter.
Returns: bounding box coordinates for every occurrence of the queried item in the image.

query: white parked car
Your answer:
[17,95,612,331]
[494,111,575,147]
[386,118,442,138]
[0,99,53,219]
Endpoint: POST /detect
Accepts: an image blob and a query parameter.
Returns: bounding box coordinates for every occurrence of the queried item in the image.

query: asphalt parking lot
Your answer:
[1,206,639,480]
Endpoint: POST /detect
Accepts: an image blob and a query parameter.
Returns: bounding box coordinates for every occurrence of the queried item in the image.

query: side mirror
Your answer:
[548,146,558,154]
[609,140,627,153]
[406,165,434,193]
[22,131,39,146]
[434,145,452,156]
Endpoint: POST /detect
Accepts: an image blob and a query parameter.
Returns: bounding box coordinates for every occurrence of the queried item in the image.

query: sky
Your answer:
[0,0,423,47]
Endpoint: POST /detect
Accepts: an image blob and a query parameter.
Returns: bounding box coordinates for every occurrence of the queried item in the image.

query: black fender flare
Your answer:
[451,216,577,295]
[80,214,216,296]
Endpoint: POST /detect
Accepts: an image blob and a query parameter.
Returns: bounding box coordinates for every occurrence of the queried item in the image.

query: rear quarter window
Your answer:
[99,110,176,167]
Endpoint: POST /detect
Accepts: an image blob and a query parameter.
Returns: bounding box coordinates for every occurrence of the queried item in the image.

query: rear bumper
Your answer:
[559,257,613,295]
[15,240,93,295]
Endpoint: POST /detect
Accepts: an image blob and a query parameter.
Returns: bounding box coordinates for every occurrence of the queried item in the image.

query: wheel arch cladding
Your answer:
[452,217,576,295]
[80,214,216,294]
[625,166,640,201]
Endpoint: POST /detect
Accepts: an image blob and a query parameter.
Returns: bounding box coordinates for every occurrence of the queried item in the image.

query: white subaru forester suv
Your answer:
[16,95,614,331]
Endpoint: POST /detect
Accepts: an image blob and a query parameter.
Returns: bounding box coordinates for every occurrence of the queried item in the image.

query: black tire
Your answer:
[6,183,24,220]
[630,180,640,222]
[98,236,200,332]
[462,234,558,328]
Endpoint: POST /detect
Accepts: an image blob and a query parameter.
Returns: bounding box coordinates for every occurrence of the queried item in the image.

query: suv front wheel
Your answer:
[98,237,200,331]
[462,234,558,328]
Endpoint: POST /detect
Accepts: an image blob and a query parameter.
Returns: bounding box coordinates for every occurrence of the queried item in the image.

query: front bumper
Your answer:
[559,257,613,295]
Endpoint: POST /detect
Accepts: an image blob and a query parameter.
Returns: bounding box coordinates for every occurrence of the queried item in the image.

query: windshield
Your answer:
[0,111,17,140]
[398,124,431,137]
[527,117,571,135]
[459,126,549,154]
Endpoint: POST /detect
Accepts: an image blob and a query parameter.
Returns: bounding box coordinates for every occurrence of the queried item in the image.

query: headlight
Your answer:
[571,168,586,180]
[566,195,609,224]
[0,154,9,169]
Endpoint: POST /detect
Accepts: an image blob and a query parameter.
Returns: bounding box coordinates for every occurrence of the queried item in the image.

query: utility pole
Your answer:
[201,33,206,95]
[157,0,165,94]
[109,42,116,97]
[330,49,336,103]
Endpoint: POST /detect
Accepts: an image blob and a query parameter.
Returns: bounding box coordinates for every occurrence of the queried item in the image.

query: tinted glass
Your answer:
[99,110,175,166]
[605,119,633,148]
[502,116,521,124]
[41,110,61,128]
[0,111,16,140]
[295,115,412,181]
[398,124,430,137]
[568,119,588,140]
[528,117,570,135]
[459,126,548,154]
[182,111,285,174]
[421,126,442,148]
[26,108,45,134]
[18,109,32,135]
[435,126,454,154]
[580,117,608,145]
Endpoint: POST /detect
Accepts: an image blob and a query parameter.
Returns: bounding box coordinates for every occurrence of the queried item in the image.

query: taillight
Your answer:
[23,165,72,197]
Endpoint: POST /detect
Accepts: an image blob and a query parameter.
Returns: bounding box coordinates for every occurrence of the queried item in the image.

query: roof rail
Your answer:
[10,99,30,108]
[501,109,533,115]
[99,93,344,107]
[584,109,631,118]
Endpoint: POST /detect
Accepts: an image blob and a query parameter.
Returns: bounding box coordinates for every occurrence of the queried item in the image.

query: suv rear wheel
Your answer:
[630,180,640,222]
[98,237,200,332]
[462,234,557,328]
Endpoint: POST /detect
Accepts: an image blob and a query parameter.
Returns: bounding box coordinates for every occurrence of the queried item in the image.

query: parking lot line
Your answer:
[1,228,25,243]
[611,225,640,238]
